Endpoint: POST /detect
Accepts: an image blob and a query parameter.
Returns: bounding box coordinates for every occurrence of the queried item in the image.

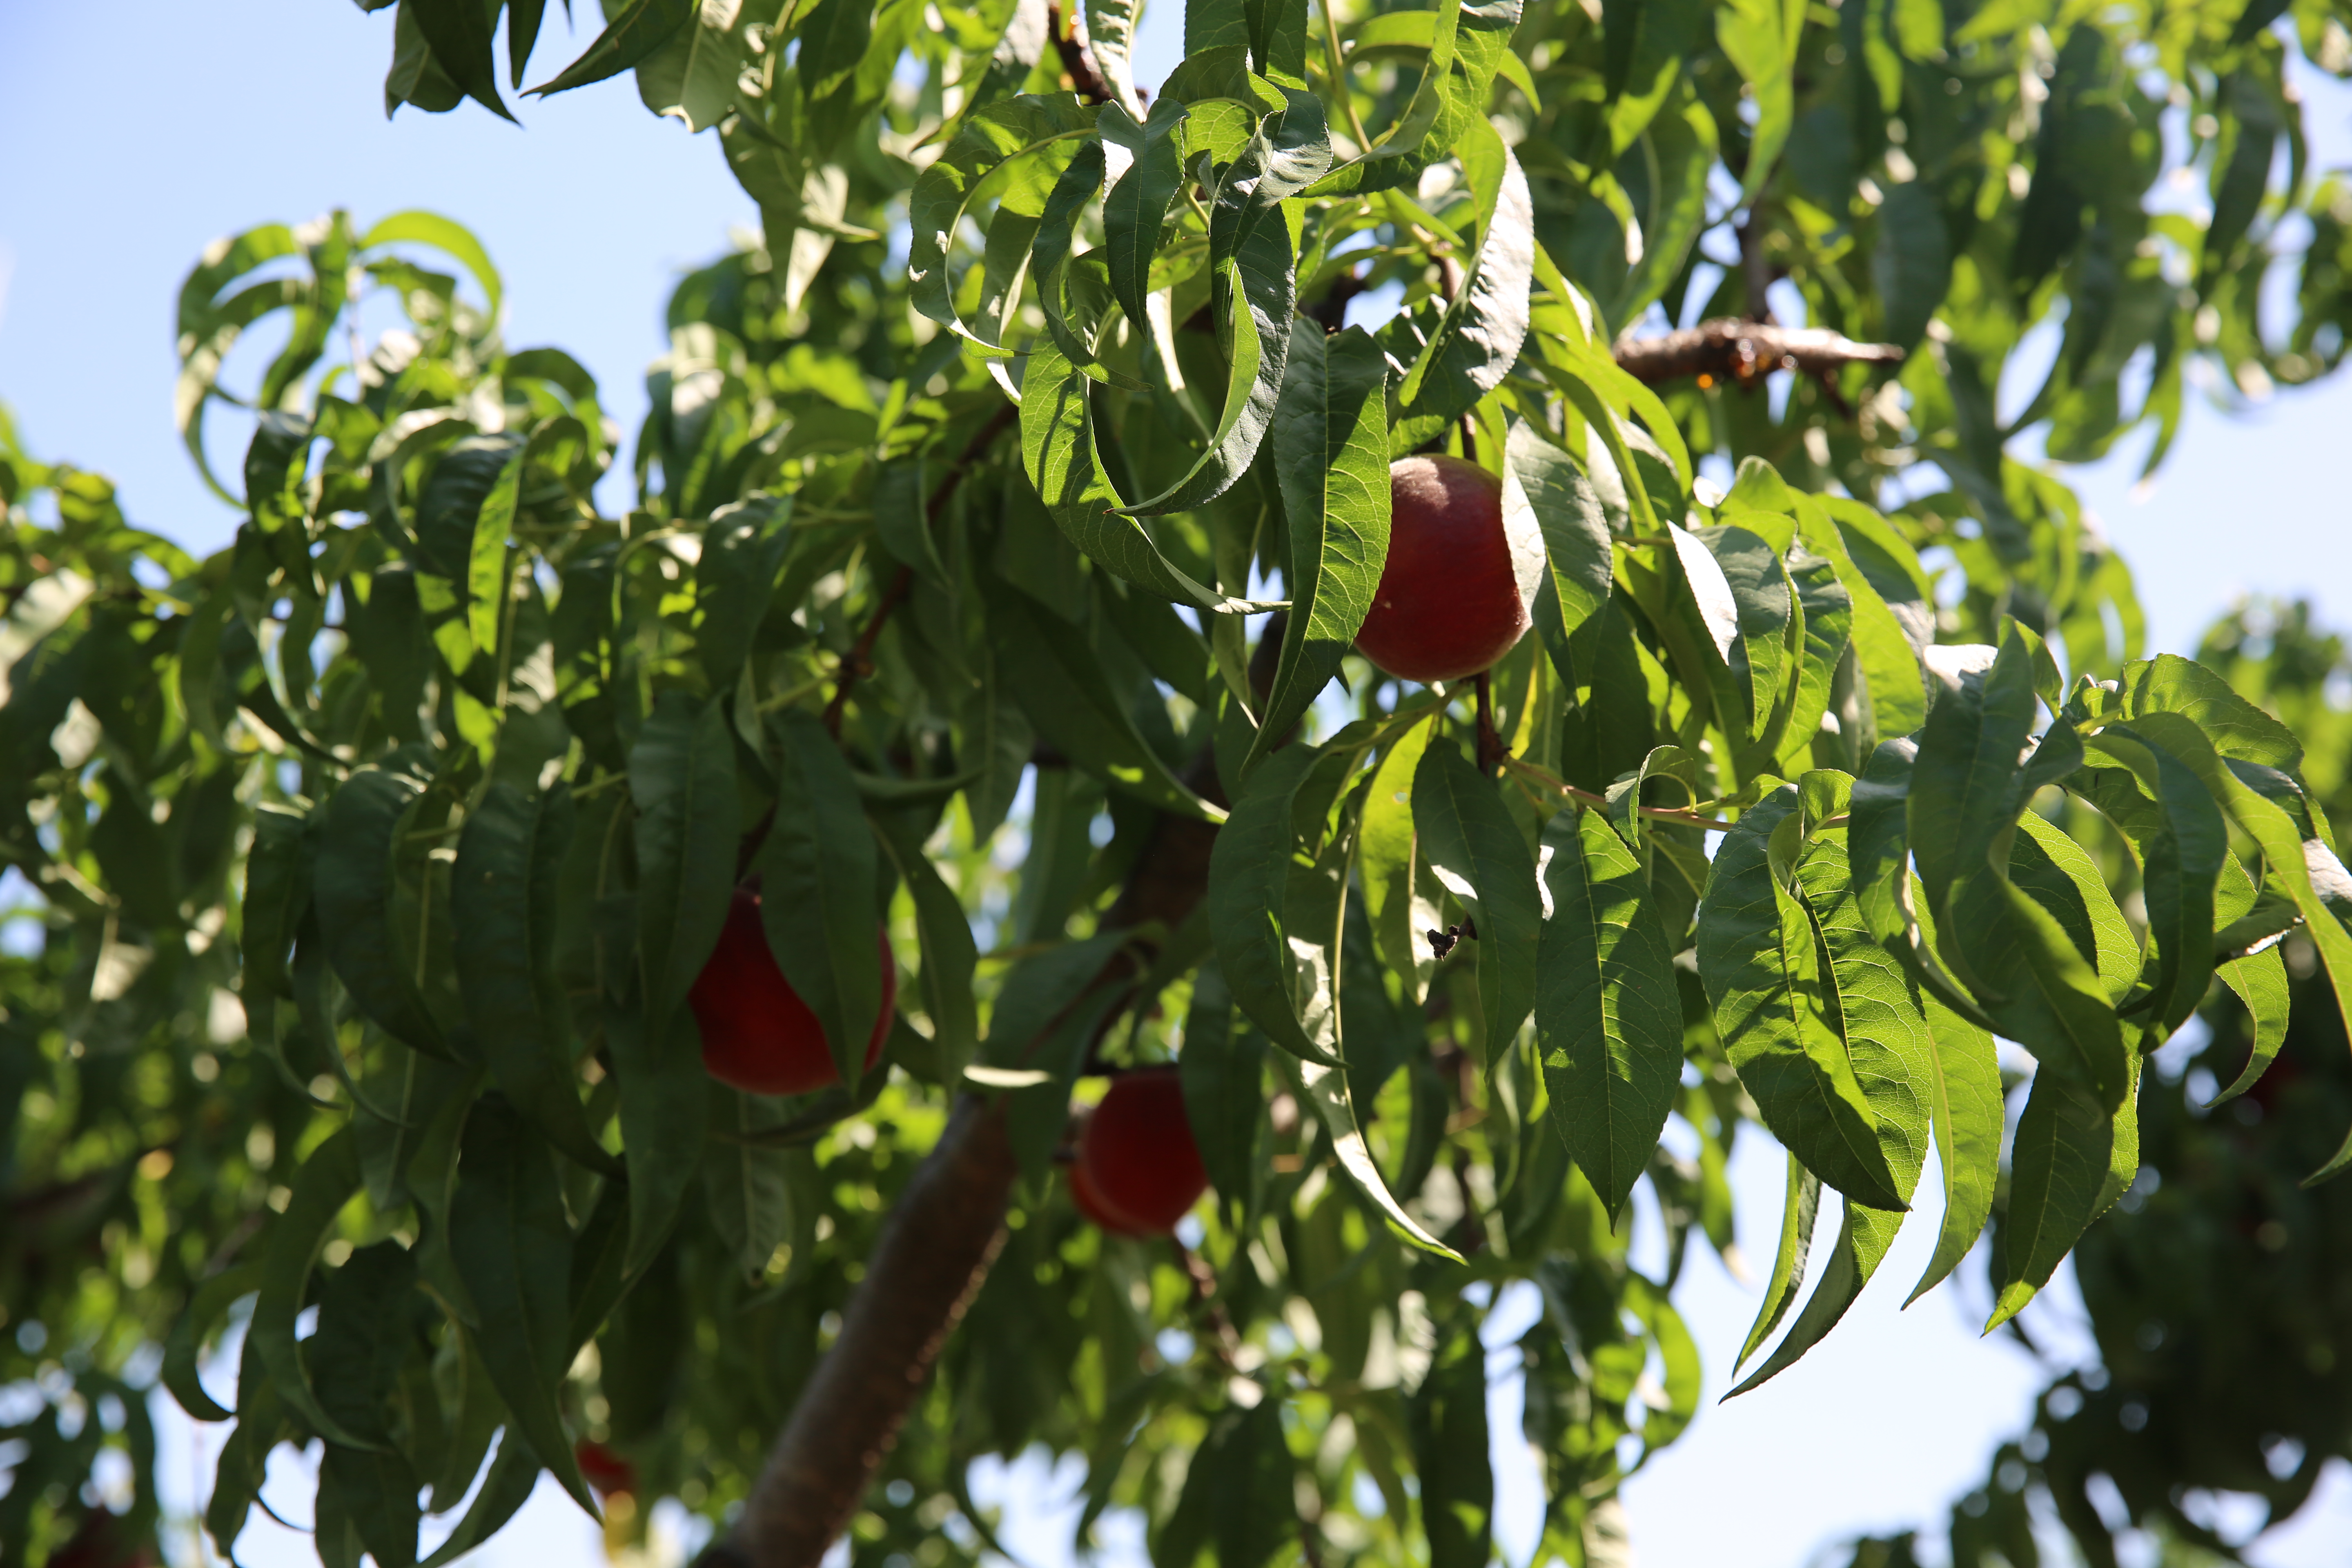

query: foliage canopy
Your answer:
[5,0,2352,1562]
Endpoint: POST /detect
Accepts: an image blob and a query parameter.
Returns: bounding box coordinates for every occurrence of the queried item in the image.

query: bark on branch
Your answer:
[1611,318,1904,388]
[1047,3,1112,105]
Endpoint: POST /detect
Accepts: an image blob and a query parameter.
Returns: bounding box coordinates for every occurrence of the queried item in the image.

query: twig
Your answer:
[1501,755,1740,831]
[1735,215,1777,325]
[1170,1238,1245,1369]
[1321,0,1374,151]
[820,405,1016,736]
[1472,672,1505,775]
[1046,2,1111,105]
[1611,319,1903,390]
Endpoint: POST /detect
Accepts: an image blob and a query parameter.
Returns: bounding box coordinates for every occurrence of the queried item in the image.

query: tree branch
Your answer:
[1046,3,1112,105]
[1610,319,1903,389]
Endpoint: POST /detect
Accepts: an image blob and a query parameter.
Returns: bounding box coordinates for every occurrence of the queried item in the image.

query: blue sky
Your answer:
[7,4,2352,1566]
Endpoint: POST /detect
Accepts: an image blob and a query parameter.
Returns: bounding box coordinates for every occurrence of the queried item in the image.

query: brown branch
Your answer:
[719,1095,1017,1566]
[1610,319,1903,390]
[820,405,1016,737]
[1047,3,1112,105]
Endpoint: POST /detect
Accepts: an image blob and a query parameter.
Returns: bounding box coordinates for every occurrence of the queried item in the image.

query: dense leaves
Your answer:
[5,0,2352,1559]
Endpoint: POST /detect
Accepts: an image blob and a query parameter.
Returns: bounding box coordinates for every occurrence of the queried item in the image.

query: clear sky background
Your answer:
[5,4,2352,1566]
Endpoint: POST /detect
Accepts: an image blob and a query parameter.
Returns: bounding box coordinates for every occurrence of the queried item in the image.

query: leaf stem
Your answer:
[1321,0,1374,152]
[1501,754,1742,831]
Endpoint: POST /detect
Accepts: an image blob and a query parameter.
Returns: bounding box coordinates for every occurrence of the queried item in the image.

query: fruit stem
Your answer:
[1472,672,1506,775]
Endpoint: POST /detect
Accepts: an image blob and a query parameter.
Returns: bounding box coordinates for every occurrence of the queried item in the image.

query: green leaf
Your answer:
[1728,1198,1902,1394]
[1117,146,1303,515]
[311,1242,425,1568]
[2212,945,2291,1105]
[1534,808,1682,1221]
[1715,0,1800,202]
[1018,328,1252,611]
[1411,1313,1494,1568]
[450,1095,599,1515]
[1704,524,1796,748]
[1395,124,1533,423]
[1776,552,1852,774]
[1412,738,1540,1058]
[452,783,620,1174]
[1086,0,1145,107]
[1361,709,1443,1004]
[633,0,749,131]
[2123,652,2303,772]
[631,691,739,1051]
[408,0,518,120]
[1208,744,1346,1066]
[873,814,980,1084]
[2105,708,2352,1176]
[983,931,1132,1181]
[1794,496,1926,747]
[1790,808,1932,1206]
[1914,633,2132,1108]
[242,804,315,1005]
[2080,724,2226,1034]
[704,1089,794,1274]
[320,1443,421,1568]
[623,693,736,1273]
[1273,1040,1464,1261]
[162,1262,259,1424]
[1987,1056,2140,1330]
[416,1431,541,1567]
[1736,1152,1822,1368]
[1902,876,2005,1306]
[464,442,526,657]
[1102,96,1189,332]
[1178,961,1265,1211]
[314,753,453,1060]
[982,573,1227,822]
[1249,322,1392,766]
[1697,784,1907,1211]
[1307,0,1462,189]
[909,95,1098,351]
[1507,419,1613,675]
[530,0,693,96]
[250,1129,378,1450]
[1871,182,1952,350]
[1158,1399,1295,1568]
[755,710,884,1085]
[695,493,794,688]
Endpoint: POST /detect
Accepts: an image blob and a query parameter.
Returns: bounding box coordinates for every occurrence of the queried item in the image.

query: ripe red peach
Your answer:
[690,888,893,1096]
[1354,454,1532,683]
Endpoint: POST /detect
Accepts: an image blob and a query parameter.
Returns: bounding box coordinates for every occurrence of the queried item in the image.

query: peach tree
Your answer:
[4,0,2352,1562]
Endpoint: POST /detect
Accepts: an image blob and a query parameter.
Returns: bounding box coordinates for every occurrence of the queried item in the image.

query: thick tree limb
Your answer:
[718,1092,1016,1566]
[1611,318,1904,388]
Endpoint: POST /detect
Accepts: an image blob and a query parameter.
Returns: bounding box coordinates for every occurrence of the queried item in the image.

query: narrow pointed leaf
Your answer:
[1413,739,1541,1056]
[755,711,883,1086]
[1250,322,1391,765]
[1535,808,1681,1220]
